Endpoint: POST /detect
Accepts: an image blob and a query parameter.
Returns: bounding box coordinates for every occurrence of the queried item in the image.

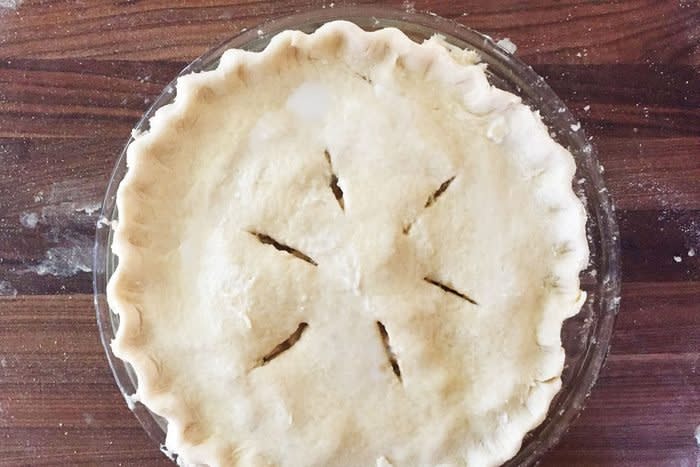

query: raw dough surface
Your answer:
[108,21,588,467]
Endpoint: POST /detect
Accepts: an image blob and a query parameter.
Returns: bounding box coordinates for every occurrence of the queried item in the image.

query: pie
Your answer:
[107,20,588,467]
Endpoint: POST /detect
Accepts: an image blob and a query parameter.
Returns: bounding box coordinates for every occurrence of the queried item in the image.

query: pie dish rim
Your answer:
[93,6,621,466]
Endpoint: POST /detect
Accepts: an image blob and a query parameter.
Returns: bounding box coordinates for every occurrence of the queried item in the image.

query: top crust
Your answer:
[107,20,588,467]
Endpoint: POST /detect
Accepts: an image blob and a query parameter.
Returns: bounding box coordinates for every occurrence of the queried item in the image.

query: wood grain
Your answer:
[0,61,695,139]
[0,295,169,466]
[0,0,699,465]
[0,208,698,296]
[547,283,700,467]
[0,285,697,466]
[0,0,697,64]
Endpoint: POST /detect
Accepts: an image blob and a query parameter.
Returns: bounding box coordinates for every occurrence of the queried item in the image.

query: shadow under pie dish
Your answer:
[94,8,620,467]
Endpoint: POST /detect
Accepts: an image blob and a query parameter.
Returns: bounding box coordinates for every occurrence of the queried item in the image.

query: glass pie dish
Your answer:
[93,6,621,466]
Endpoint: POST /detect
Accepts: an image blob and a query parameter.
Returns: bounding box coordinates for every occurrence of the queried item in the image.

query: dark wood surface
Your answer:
[0,1,698,466]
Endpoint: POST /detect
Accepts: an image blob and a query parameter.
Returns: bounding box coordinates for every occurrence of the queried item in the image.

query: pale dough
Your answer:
[107,21,588,467]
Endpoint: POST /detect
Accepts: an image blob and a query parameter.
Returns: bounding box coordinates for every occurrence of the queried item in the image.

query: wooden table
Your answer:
[1,1,698,465]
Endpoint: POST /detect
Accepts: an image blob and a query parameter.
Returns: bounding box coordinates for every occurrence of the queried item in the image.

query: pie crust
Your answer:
[108,21,588,467]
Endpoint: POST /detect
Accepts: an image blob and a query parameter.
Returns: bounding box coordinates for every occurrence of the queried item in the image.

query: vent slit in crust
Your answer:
[424,277,478,305]
[376,321,402,383]
[258,322,309,367]
[248,231,318,266]
[324,150,345,210]
[424,176,456,208]
[404,175,456,233]
[353,71,372,84]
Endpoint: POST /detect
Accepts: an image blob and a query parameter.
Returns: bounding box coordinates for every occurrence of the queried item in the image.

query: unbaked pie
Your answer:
[108,20,588,467]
